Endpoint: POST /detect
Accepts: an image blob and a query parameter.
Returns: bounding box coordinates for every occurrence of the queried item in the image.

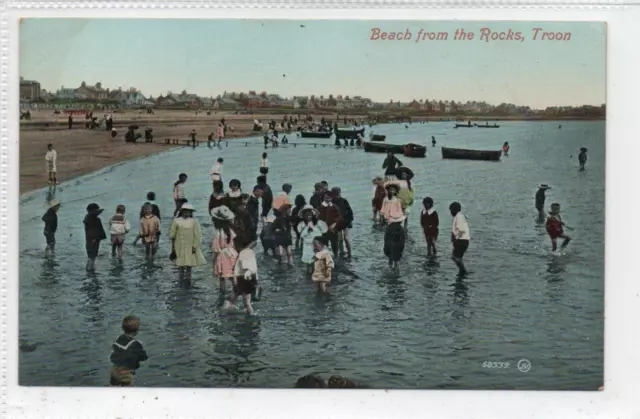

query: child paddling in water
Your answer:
[42,199,60,257]
[109,315,148,387]
[546,203,572,251]
[109,205,131,258]
[223,235,259,315]
[420,197,439,256]
[140,204,161,261]
[311,235,334,293]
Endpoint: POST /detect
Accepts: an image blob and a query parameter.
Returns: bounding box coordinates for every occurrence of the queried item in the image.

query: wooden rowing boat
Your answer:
[441,146,502,161]
[335,127,365,140]
[454,124,474,128]
[362,141,404,154]
[476,124,500,128]
[300,131,332,139]
[403,143,427,158]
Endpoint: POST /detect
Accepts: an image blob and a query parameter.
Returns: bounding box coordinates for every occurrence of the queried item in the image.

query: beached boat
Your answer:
[363,141,404,154]
[454,124,474,128]
[441,146,502,161]
[335,127,365,140]
[300,131,332,139]
[403,144,427,158]
[370,134,386,142]
[476,124,500,129]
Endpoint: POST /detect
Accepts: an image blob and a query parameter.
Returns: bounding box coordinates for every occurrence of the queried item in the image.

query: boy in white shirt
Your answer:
[449,201,470,276]
[209,157,224,184]
[45,143,57,186]
[224,235,259,314]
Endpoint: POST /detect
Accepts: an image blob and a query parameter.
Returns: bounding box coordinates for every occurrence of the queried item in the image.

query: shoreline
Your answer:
[19,111,604,196]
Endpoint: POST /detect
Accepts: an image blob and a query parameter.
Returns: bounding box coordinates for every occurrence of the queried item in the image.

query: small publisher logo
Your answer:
[517,359,531,372]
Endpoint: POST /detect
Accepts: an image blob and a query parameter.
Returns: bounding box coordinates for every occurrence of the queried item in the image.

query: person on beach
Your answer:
[42,199,60,257]
[109,205,131,259]
[217,123,224,146]
[309,182,325,209]
[431,136,436,147]
[224,179,244,214]
[134,192,161,246]
[68,115,73,130]
[189,129,197,149]
[546,203,572,252]
[207,132,214,148]
[396,172,415,231]
[223,235,259,315]
[234,194,256,245]
[331,187,354,259]
[382,151,403,180]
[210,158,224,184]
[173,174,188,217]
[272,203,294,266]
[380,184,406,269]
[273,183,293,216]
[578,147,588,171]
[502,141,510,156]
[260,215,277,256]
[109,315,148,387]
[317,192,342,256]
[449,202,470,276]
[297,205,328,275]
[84,203,107,272]
[535,184,551,222]
[420,197,439,256]
[246,187,261,240]
[260,153,269,177]
[169,203,206,282]
[311,235,334,293]
[139,204,161,261]
[254,175,273,222]
[208,180,226,216]
[371,176,386,223]
[290,194,307,247]
[211,205,238,292]
[45,144,57,186]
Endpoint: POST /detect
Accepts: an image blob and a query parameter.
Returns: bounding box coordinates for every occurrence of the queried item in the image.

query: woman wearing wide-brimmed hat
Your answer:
[211,205,238,292]
[169,203,206,281]
[296,205,328,274]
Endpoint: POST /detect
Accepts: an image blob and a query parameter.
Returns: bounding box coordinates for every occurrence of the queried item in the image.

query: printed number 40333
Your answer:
[482,361,510,369]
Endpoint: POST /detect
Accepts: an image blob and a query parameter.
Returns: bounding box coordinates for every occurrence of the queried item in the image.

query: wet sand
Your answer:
[19,110,351,195]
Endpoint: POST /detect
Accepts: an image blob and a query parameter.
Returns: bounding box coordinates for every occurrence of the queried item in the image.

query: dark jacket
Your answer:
[309,192,324,209]
[317,204,342,229]
[246,196,260,232]
[83,214,107,243]
[42,208,58,234]
[382,155,403,176]
[110,334,148,371]
[255,184,273,217]
[535,189,546,210]
[333,197,354,230]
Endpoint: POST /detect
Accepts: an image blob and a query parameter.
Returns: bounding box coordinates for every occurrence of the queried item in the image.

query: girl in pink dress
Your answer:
[211,205,238,292]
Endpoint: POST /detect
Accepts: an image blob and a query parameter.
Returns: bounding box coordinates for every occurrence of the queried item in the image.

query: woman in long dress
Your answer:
[297,205,328,275]
[169,203,206,281]
[380,183,406,270]
[211,205,238,292]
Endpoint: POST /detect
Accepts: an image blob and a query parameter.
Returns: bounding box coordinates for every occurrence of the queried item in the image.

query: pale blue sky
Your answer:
[19,19,605,109]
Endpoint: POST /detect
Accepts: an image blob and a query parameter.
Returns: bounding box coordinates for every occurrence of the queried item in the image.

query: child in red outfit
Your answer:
[546,203,571,251]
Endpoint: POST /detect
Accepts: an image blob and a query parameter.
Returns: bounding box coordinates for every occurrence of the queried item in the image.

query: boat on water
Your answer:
[362,141,405,154]
[370,134,386,142]
[441,146,502,161]
[454,124,474,128]
[335,127,365,140]
[476,124,500,129]
[300,131,332,139]
[403,143,427,158]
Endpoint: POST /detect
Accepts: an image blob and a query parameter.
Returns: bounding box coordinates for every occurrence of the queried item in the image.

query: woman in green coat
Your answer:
[170,203,207,281]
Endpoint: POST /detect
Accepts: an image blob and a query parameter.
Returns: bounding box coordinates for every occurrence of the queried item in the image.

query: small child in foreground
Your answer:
[311,235,334,293]
[109,315,148,386]
[546,203,572,251]
[224,235,259,314]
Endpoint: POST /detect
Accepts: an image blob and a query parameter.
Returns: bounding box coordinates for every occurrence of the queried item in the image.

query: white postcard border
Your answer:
[3,4,638,419]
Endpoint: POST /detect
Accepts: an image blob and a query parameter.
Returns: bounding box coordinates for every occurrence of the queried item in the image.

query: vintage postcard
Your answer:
[17,19,605,391]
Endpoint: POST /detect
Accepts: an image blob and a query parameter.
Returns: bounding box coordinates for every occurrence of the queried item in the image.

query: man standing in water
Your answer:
[382,151,403,181]
[449,202,470,276]
[535,184,551,222]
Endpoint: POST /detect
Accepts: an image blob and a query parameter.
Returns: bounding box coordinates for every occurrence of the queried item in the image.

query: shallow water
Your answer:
[19,120,604,389]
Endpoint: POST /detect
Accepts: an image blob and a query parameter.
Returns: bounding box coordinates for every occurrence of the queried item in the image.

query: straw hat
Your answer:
[48,199,60,208]
[211,205,235,221]
[180,203,196,212]
[298,204,318,218]
[538,184,551,190]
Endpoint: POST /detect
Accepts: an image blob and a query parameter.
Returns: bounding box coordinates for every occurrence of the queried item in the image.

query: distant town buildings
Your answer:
[18,76,605,117]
